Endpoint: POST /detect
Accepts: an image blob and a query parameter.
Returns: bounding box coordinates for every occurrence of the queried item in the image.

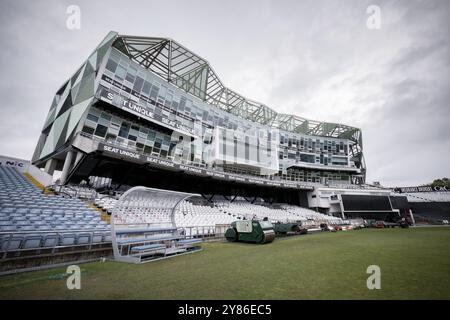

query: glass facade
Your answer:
[32,32,365,186]
[76,47,360,183]
[82,107,175,160]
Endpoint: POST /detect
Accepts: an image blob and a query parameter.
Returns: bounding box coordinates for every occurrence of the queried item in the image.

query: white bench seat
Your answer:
[178,238,202,245]
[130,243,166,252]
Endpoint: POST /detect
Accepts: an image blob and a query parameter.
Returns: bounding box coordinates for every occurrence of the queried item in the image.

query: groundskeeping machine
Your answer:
[273,222,307,236]
[225,220,276,244]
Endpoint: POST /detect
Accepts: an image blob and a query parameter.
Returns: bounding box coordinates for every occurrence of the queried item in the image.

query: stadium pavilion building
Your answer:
[32,31,367,207]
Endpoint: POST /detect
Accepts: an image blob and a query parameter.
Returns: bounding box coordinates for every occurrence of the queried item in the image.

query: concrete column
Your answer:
[44,158,57,176]
[409,209,416,226]
[338,195,346,220]
[74,151,84,167]
[60,150,75,185]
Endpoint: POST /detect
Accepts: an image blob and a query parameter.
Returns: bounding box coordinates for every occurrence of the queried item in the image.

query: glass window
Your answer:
[165,93,173,106]
[94,124,108,138]
[84,119,96,128]
[116,64,127,80]
[152,148,160,156]
[144,146,152,154]
[149,86,159,100]
[133,76,144,92]
[139,128,149,138]
[100,112,112,121]
[86,114,99,122]
[111,116,121,125]
[109,49,121,60]
[110,122,120,130]
[105,59,118,73]
[179,96,186,112]
[170,99,178,111]
[82,126,95,135]
[147,131,156,141]
[125,66,137,83]
[118,122,130,138]
[136,142,144,150]
[142,81,151,96]
[105,133,117,141]
[99,118,110,127]
[159,85,167,99]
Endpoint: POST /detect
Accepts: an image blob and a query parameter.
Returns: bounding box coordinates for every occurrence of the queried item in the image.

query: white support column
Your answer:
[338,195,346,220]
[60,150,75,185]
[74,151,83,167]
[409,209,416,226]
[44,158,57,176]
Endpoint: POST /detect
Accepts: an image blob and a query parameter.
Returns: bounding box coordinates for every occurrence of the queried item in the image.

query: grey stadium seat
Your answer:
[59,233,76,246]
[77,233,92,245]
[2,236,23,251]
[22,235,42,249]
[42,234,59,247]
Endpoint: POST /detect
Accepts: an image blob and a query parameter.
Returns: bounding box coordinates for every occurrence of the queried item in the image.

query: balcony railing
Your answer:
[75,132,355,186]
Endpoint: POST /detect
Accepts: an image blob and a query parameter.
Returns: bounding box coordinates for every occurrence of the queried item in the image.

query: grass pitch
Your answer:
[0,227,449,299]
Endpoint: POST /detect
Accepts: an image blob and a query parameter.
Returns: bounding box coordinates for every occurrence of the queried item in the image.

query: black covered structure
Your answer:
[68,150,310,206]
[409,202,450,221]
[340,194,409,220]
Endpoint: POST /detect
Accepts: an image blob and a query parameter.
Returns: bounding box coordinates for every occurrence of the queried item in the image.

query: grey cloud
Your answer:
[390,39,449,72]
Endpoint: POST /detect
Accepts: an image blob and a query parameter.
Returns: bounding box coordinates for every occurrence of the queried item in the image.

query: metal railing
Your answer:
[182,225,229,241]
[0,224,228,261]
[76,131,356,187]
[0,229,112,260]
[54,184,98,200]
[112,219,228,242]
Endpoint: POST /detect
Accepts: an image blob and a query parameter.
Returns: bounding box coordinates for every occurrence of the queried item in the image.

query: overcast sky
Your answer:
[0,0,448,186]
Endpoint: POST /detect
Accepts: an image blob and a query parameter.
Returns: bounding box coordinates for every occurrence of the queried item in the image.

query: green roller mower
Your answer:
[273,222,304,236]
[225,220,275,244]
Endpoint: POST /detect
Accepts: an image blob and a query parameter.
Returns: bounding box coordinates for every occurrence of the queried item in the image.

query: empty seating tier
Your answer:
[95,194,341,234]
[0,166,111,255]
[404,192,450,202]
